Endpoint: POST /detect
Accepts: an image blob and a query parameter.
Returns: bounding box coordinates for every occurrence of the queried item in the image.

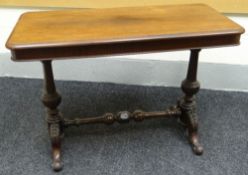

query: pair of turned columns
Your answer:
[41,49,202,171]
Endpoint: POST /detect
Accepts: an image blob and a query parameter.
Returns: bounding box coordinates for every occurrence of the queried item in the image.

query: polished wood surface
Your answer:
[6,4,244,61]
[7,4,244,48]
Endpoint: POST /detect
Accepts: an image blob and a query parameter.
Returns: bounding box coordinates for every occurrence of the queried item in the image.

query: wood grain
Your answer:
[6,4,245,61]
[6,4,244,49]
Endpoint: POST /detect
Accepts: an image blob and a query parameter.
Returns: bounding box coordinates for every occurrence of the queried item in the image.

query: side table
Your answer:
[6,4,244,171]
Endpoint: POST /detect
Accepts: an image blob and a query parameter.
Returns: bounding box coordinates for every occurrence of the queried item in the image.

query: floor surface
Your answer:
[0,77,248,175]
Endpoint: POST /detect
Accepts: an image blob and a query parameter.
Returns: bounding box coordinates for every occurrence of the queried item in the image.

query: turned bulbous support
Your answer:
[178,49,203,155]
[41,60,63,171]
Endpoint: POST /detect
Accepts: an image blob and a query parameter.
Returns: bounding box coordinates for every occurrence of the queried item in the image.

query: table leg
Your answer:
[178,49,203,155]
[41,60,63,171]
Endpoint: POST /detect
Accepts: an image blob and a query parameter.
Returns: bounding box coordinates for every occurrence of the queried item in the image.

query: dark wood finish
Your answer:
[6,4,244,61]
[9,34,241,61]
[5,4,245,172]
[41,60,63,171]
[63,106,181,126]
[178,49,203,155]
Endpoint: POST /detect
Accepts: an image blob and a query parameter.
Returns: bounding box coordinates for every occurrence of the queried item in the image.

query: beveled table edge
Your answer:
[9,33,242,61]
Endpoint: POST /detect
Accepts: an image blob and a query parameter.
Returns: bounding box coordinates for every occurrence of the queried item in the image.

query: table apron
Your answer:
[11,34,240,61]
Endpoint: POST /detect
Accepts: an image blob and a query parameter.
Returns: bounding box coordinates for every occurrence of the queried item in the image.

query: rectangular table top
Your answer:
[6,4,244,61]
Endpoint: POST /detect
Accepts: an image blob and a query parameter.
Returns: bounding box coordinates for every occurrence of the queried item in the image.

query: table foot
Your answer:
[52,152,62,171]
[190,132,203,155]
[179,99,204,155]
[50,124,63,171]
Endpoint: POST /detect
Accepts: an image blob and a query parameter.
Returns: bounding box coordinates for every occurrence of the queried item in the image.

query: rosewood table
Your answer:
[6,4,244,171]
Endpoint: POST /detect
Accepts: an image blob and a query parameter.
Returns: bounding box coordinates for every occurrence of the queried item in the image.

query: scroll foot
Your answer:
[52,146,62,171]
[189,132,203,155]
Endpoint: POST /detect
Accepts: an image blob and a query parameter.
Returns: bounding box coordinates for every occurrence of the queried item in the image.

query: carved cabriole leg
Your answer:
[41,60,63,171]
[179,49,203,155]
